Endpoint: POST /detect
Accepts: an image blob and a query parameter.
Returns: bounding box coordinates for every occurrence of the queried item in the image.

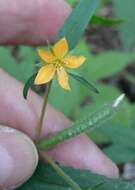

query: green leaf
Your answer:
[91,15,125,26]
[113,0,135,49]
[101,124,135,150]
[74,42,135,82]
[68,72,99,94]
[104,144,135,164]
[0,47,36,82]
[23,73,37,99]
[18,161,135,190]
[56,0,99,50]
[66,0,76,6]
[38,94,124,150]
[82,51,135,82]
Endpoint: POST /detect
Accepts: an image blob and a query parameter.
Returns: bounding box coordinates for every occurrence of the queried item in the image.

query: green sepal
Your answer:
[68,72,99,94]
[23,73,37,99]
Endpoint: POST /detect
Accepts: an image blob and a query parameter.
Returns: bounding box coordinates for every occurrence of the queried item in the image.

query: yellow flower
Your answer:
[34,38,86,90]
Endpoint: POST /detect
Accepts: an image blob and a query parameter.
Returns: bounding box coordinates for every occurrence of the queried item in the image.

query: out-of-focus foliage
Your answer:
[113,0,135,49]
[0,47,36,82]
[91,16,125,26]
[19,162,135,190]
[66,0,77,6]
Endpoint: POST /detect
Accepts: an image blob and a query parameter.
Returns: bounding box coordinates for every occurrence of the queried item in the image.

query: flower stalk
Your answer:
[36,81,52,142]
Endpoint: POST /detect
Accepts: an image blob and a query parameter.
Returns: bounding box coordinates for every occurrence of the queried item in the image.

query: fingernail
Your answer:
[0,125,38,189]
[0,145,13,185]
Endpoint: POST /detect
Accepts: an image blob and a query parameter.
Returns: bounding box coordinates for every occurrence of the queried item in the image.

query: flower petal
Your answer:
[57,67,70,90]
[53,38,69,58]
[35,64,56,85]
[64,55,86,69]
[38,49,56,63]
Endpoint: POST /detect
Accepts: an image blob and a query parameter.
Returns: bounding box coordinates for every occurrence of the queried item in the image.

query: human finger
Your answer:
[0,0,71,45]
[0,125,38,189]
[0,69,119,178]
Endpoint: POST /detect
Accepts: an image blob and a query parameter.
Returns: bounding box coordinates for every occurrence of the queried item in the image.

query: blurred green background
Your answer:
[1,0,135,177]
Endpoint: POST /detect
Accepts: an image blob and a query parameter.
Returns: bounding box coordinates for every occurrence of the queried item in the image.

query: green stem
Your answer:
[42,153,82,190]
[36,81,52,142]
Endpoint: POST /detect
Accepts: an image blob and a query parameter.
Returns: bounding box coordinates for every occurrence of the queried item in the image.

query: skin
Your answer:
[0,0,119,189]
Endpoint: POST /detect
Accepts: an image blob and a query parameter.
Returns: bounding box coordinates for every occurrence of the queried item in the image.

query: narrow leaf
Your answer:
[91,15,125,26]
[56,0,99,50]
[23,73,37,99]
[37,94,125,150]
[68,72,99,94]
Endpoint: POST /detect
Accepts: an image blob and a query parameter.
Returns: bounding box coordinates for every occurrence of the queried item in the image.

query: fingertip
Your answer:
[37,0,71,40]
[0,125,38,189]
[105,160,119,178]
[0,0,71,45]
[31,0,71,44]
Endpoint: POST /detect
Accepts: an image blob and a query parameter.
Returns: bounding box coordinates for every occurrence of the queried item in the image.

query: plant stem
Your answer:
[42,153,82,190]
[36,81,52,142]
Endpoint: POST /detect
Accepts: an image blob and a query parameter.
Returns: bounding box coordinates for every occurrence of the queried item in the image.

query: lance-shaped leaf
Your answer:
[37,95,125,150]
[56,0,99,50]
[68,72,99,94]
[23,73,37,99]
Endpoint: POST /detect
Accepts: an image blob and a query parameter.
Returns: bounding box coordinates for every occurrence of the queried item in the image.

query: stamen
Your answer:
[54,59,64,69]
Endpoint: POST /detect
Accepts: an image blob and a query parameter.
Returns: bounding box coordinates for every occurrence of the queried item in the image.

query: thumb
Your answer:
[0,125,38,189]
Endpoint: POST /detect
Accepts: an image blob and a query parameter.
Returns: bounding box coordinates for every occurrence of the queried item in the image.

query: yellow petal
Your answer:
[38,49,56,63]
[53,38,69,58]
[35,64,56,85]
[57,67,70,90]
[64,56,86,69]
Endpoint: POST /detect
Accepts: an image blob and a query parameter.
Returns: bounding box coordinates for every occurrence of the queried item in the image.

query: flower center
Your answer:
[53,59,64,69]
